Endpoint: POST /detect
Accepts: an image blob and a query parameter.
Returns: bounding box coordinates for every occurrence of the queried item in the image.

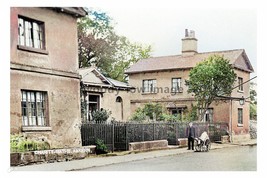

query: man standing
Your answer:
[186,122,196,150]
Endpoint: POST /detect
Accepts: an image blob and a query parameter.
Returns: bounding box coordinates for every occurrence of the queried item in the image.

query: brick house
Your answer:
[125,29,254,142]
[79,67,133,122]
[10,7,87,148]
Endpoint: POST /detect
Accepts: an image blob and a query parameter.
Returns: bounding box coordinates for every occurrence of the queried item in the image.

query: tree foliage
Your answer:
[92,108,111,122]
[78,9,151,82]
[130,103,197,122]
[250,82,257,105]
[185,55,237,121]
[250,82,257,120]
[131,103,164,121]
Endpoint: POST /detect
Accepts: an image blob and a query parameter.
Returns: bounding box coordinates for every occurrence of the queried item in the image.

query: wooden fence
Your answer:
[80,121,229,151]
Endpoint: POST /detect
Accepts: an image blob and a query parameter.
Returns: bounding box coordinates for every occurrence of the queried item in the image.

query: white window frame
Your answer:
[171,78,182,93]
[142,79,156,93]
[21,90,48,127]
[18,16,45,49]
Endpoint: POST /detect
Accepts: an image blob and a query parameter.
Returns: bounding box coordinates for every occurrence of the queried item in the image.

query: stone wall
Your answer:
[11,146,96,166]
[128,140,168,151]
[249,120,257,139]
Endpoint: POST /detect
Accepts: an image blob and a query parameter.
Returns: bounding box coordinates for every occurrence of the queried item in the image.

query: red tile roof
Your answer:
[125,49,254,74]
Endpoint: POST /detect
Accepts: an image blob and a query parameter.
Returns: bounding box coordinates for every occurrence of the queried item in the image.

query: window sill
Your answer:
[22,126,52,132]
[17,45,49,55]
[237,124,243,127]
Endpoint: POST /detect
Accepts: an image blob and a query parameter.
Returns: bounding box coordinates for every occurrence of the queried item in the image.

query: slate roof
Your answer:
[125,49,254,74]
[49,7,87,17]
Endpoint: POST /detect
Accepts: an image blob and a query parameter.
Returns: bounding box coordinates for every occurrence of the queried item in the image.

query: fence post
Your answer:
[112,123,114,153]
[175,122,178,143]
[153,123,155,140]
[142,124,144,141]
[125,123,128,150]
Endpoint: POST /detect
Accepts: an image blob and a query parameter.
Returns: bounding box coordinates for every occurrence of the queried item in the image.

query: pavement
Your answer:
[11,139,257,171]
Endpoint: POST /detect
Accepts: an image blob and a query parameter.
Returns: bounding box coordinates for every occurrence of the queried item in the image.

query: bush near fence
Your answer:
[80,121,229,151]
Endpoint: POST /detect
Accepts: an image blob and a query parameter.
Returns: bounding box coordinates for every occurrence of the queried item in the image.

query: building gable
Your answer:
[79,68,111,86]
[233,51,254,72]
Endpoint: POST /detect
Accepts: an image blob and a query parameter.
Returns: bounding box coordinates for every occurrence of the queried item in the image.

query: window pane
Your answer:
[25,21,33,47]
[143,80,148,92]
[153,80,156,87]
[36,92,41,101]
[238,109,243,124]
[18,18,25,45]
[238,77,243,91]
[22,91,27,101]
[89,95,98,102]
[31,92,35,101]
[22,116,28,126]
[33,23,40,48]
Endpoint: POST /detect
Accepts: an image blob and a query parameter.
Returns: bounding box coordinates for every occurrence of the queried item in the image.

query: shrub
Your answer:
[181,105,198,122]
[131,108,147,121]
[92,108,111,122]
[143,103,164,120]
[159,113,178,122]
[10,134,50,153]
[130,103,164,121]
[95,139,108,154]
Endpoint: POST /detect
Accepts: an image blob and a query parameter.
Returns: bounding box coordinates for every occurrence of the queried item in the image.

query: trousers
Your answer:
[188,137,194,150]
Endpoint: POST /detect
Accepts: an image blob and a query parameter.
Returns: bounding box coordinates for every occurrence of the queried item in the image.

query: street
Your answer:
[82,145,257,171]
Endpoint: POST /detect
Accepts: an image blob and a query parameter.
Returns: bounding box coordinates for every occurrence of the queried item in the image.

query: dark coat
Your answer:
[186,126,196,138]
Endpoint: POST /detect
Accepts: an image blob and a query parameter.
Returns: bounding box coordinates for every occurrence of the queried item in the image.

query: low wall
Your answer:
[11,146,96,166]
[232,134,251,143]
[129,140,168,151]
[221,135,230,143]
[177,138,188,147]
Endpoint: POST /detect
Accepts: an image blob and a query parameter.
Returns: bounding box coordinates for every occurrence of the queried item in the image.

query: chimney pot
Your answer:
[189,30,195,38]
[185,29,189,37]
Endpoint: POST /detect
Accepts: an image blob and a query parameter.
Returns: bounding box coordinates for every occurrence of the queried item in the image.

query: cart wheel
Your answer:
[206,141,211,152]
[195,145,201,152]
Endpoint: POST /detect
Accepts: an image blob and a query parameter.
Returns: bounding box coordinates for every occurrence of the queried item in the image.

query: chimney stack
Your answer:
[182,29,198,56]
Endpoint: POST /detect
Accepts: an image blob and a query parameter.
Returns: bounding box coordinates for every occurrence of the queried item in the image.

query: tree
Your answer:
[78,9,119,70]
[250,82,257,120]
[185,55,237,121]
[250,82,257,105]
[78,9,151,82]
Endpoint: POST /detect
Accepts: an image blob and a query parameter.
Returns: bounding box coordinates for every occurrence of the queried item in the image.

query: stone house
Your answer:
[79,67,133,122]
[10,7,87,148]
[125,29,254,142]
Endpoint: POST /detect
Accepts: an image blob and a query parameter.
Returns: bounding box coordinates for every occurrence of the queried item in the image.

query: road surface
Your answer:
[82,145,256,171]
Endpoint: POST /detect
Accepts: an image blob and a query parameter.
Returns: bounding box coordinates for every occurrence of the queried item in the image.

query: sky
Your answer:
[93,8,257,77]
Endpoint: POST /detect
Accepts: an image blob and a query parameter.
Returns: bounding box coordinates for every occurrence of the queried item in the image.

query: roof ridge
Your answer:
[145,54,181,60]
[143,49,244,60]
[197,48,244,55]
